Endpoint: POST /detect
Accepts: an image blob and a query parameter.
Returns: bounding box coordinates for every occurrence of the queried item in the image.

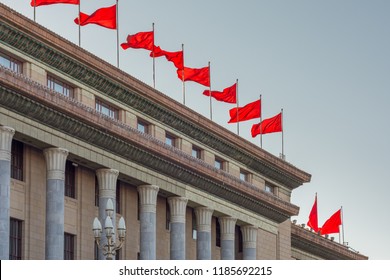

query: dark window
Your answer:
[95,176,99,207]
[216,220,221,247]
[65,161,76,198]
[116,181,121,214]
[64,233,75,260]
[95,99,119,120]
[237,225,243,253]
[192,209,197,240]
[0,52,22,73]
[166,200,170,230]
[47,75,73,98]
[192,146,202,159]
[137,193,140,221]
[265,184,275,194]
[115,248,121,260]
[137,119,149,134]
[11,140,24,181]
[165,133,176,147]
[9,218,22,260]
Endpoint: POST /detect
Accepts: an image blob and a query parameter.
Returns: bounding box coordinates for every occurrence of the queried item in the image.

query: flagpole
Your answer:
[259,94,262,148]
[208,61,212,120]
[34,0,36,22]
[152,22,156,88]
[78,1,81,47]
[281,108,284,159]
[236,79,239,135]
[341,206,345,245]
[182,43,185,105]
[116,0,119,68]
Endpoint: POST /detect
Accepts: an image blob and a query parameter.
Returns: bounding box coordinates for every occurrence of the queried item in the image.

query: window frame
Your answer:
[47,74,74,98]
[64,232,75,260]
[65,161,76,199]
[11,140,24,181]
[165,133,176,147]
[191,145,202,160]
[239,169,251,182]
[95,98,119,120]
[137,119,149,134]
[214,157,225,170]
[0,51,22,73]
[9,218,22,260]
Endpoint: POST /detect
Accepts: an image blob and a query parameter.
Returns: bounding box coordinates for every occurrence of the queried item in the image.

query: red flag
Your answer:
[121,31,154,51]
[152,46,184,70]
[202,83,237,104]
[74,5,117,29]
[320,209,342,235]
[177,66,210,87]
[228,99,261,123]
[251,112,282,137]
[31,0,79,6]
[307,194,319,232]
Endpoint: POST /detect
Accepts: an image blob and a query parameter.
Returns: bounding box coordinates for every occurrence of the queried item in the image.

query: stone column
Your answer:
[43,147,68,260]
[167,196,188,260]
[219,216,237,260]
[95,168,119,260]
[137,184,159,260]
[0,126,15,260]
[195,207,214,260]
[241,225,257,260]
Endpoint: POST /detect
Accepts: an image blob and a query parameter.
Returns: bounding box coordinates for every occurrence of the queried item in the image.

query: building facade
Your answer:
[0,3,366,260]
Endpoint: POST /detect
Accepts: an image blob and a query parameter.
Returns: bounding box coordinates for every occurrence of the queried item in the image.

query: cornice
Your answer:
[0,66,299,222]
[0,5,311,190]
[291,224,368,260]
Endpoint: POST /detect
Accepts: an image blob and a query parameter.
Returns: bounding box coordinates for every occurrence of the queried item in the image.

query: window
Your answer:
[216,221,221,247]
[9,218,22,260]
[11,140,24,181]
[95,99,119,120]
[265,184,275,194]
[214,157,224,170]
[47,75,73,98]
[64,233,75,260]
[65,161,76,198]
[137,119,149,134]
[165,133,176,147]
[0,52,22,73]
[192,209,197,240]
[166,200,171,230]
[95,176,99,207]
[116,181,121,214]
[237,225,243,253]
[192,146,202,159]
[239,169,250,182]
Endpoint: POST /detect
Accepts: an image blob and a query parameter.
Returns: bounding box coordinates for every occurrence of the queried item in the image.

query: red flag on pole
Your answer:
[228,99,261,123]
[177,66,210,87]
[74,4,117,29]
[31,0,79,6]
[121,31,154,51]
[251,112,282,137]
[202,83,237,104]
[307,194,319,232]
[320,209,342,235]
[152,46,184,70]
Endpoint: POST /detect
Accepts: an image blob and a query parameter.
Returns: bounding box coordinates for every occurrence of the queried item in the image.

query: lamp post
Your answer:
[93,199,126,260]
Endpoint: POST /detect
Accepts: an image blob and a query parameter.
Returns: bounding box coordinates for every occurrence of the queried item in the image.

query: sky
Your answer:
[1,0,389,260]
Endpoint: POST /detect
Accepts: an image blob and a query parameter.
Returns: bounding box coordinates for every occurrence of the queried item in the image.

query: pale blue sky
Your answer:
[2,0,389,259]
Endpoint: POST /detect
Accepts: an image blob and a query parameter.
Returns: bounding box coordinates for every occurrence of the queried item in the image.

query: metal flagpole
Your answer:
[152,23,155,88]
[209,61,212,120]
[341,206,345,245]
[281,108,284,159]
[236,79,239,135]
[182,43,186,105]
[78,1,81,47]
[259,94,262,148]
[116,0,119,68]
[34,0,36,22]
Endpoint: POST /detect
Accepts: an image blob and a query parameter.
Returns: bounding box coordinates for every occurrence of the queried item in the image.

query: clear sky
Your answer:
[2,0,389,259]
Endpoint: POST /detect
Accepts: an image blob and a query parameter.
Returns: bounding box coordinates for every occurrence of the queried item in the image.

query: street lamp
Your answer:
[93,199,126,260]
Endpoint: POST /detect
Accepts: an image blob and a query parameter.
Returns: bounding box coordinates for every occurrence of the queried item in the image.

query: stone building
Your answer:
[0,3,366,260]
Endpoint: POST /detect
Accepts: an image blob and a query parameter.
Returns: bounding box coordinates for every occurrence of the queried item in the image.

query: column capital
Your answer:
[138,185,159,213]
[219,216,237,241]
[96,168,119,198]
[241,225,258,249]
[43,147,69,180]
[168,196,188,223]
[195,207,214,232]
[0,126,15,161]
